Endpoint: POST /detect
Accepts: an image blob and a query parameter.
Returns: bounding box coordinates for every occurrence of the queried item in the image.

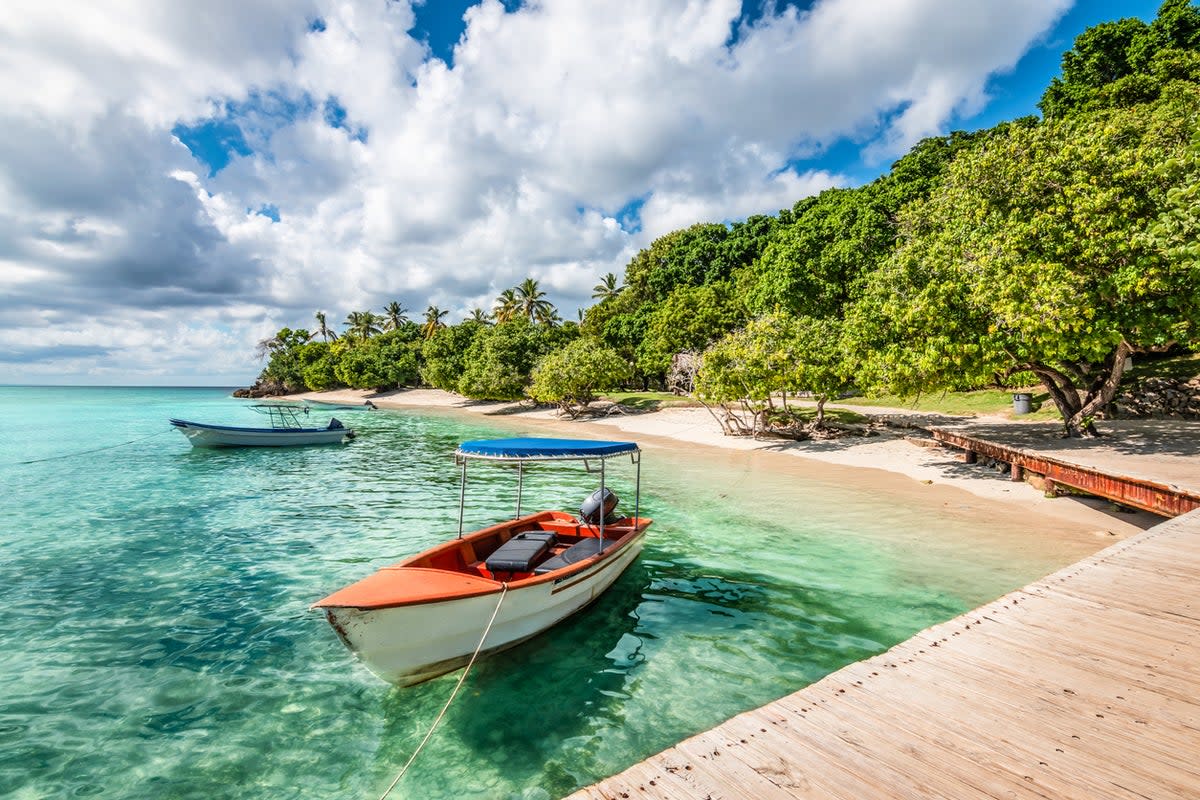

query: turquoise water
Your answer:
[0,387,1093,799]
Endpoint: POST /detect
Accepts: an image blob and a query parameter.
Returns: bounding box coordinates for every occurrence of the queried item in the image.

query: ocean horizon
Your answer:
[1,386,1094,798]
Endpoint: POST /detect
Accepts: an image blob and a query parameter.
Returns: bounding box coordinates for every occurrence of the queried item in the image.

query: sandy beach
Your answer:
[286,387,1163,542]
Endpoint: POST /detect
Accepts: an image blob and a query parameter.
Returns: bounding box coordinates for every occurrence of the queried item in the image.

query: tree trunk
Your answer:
[1029,363,1084,436]
[1068,339,1132,437]
[1029,339,1131,437]
[814,395,827,428]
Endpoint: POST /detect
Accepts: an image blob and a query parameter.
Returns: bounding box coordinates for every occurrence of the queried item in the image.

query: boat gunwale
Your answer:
[169,418,346,435]
[312,511,651,611]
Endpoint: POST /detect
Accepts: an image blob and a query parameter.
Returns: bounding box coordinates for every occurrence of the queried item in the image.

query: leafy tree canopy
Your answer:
[420,321,486,392]
[458,318,576,400]
[637,281,746,377]
[528,337,630,414]
[1040,0,1200,118]
[849,85,1200,435]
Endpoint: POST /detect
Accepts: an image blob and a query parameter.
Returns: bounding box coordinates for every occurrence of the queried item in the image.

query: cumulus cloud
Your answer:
[0,0,1071,384]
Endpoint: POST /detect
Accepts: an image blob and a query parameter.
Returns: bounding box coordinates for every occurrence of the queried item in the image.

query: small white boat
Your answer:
[169,404,355,448]
[313,437,651,685]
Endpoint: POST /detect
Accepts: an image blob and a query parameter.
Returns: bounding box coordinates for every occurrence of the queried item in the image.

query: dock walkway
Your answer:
[566,509,1200,799]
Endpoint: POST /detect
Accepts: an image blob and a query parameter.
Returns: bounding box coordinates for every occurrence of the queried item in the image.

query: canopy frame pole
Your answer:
[515,461,524,519]
[457,458,468,539]
[599,459,606,548]
[633,450,641,527]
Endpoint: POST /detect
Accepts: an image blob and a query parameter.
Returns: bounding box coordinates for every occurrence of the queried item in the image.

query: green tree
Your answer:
[333,330,420,390]
[695,314,847,433]
[458,318,574,400]
[1040,1,1200,119]
[591,272,622,301]
[849,88,1200,436]
[344,310,382,341]
[421,305,449,339]
[493,288,519,323]
[420,322,486,391]
[528,337,630,415]
[624,223,743,302]
[256,327,314,392]
[382,301,410,331]
[637,281,745,378]
[301,342,340,391]
[312,311,338,342]
[514,278,557,324]
[468,307,492,324]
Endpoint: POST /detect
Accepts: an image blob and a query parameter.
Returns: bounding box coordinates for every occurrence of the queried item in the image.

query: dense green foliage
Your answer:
[254,3,1200,434]
[528,337,630,414]
[458,318,575,400]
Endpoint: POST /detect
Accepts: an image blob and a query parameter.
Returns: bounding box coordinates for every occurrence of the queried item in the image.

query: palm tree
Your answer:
[382,301,409,331]
[493,288,519,323]
[468,308,492,324]
[312,311,338,342]
[344,310,382,341]
[421,305,449,339]
[514,277,557,324]
[591,272,622,301]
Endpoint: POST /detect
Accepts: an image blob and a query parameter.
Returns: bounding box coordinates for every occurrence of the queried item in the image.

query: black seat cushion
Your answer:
[485,531,557,573]
[533,537,618,575]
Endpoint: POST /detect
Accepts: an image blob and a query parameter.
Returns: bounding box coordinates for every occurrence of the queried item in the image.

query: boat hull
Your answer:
[321,528,646,685]
[169,419,353,447]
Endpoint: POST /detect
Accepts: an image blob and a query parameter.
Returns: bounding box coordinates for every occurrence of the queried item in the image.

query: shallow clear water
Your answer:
[0,387,1095,799]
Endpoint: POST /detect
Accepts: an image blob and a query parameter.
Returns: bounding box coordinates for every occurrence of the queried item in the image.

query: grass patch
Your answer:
[838,388,1062,420]
[1124,351,1200,382]
[602,391,703,410]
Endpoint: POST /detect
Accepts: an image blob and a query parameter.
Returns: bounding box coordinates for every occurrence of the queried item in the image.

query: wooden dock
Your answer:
[565,510,1200,799]
[930,425,1200,517]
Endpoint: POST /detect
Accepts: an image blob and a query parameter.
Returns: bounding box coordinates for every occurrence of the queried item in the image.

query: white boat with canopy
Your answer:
[169,404,355,448]
[313,437,651,686]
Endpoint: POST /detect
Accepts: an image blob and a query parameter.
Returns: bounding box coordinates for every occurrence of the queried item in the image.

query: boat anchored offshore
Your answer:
[313,437,651,686]
[169,404,355,448]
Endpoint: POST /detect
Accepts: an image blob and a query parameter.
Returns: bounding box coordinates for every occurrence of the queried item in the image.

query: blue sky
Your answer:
[0,0,1167,384]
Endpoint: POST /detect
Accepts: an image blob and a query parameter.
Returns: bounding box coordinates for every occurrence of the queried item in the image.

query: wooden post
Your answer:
[1011,463,1023,482]
[1044,477,1057,497]
[964,449,977,464]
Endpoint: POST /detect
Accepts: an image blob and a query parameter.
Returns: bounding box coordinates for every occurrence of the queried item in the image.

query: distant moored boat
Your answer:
[169,404,356,447]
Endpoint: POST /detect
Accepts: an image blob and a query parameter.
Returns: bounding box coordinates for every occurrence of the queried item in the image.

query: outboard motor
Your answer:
[580,488,620,525]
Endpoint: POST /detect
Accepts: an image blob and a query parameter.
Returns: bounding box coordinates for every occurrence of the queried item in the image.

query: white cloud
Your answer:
[0,0,1071,384]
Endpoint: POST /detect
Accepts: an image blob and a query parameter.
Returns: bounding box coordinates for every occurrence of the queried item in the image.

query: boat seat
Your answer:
[533,536,618,574]
[485,531,557,573]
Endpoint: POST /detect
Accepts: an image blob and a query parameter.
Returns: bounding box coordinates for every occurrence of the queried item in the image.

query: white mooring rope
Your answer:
[376,582,510,800]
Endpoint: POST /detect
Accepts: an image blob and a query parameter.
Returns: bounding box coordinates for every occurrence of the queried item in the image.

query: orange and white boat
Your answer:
[313,438,651,686]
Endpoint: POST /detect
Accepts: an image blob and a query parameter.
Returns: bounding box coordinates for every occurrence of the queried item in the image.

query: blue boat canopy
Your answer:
[457,437,638,460]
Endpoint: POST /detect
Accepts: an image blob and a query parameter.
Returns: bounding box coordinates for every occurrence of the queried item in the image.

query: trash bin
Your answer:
[1012,392,1033,415]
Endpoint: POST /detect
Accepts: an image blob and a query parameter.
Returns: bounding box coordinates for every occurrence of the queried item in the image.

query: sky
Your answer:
[0,0,1164,386]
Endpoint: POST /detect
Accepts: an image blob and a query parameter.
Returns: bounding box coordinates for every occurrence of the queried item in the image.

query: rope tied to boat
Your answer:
[376,581,509,800]
[6,429,171,466]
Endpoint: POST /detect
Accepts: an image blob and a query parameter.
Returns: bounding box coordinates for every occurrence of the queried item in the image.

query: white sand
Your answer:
[285,387,1160,537]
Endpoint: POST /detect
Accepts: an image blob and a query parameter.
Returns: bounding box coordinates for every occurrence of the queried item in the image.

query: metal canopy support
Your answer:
[515,461,524,519]
[633,450,641,527]
[599,458,606,548]
[457,459,468,539]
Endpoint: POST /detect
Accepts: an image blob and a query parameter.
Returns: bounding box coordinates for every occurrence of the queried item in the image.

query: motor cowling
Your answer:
[580,488,619,524]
